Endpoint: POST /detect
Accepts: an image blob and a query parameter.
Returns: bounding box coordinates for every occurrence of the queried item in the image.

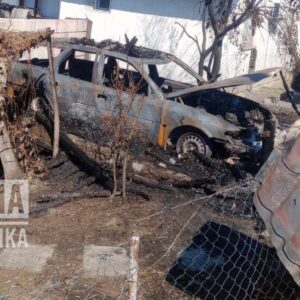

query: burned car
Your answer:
[9,39,277,160]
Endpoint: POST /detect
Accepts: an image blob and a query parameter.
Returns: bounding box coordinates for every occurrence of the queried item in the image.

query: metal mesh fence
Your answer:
[137,181,300,299]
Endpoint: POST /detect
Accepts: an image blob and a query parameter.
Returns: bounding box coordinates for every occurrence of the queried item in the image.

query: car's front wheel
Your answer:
[176,132,212,158]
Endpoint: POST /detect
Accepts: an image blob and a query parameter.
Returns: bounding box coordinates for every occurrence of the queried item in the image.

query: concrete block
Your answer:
[34,19,58,32]
[83,245,129,277]
[57,19,77,33]
[11,19,35,31]
[0,245,55,272]
[77,19,89,32]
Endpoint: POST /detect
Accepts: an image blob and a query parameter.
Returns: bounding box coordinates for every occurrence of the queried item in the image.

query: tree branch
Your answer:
[201,5,207,53]
[220,0,263,39]
[207,2,219,35]
[176,22,202,55]
[203,0,263,60]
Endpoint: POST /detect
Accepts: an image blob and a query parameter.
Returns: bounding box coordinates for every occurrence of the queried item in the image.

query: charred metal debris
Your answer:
[68,36,169,60]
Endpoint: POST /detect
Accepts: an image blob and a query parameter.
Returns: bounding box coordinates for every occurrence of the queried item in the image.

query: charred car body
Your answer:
[9,39,277,160]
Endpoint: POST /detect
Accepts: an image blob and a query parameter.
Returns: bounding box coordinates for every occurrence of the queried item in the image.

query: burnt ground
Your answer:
[0,102,299,299]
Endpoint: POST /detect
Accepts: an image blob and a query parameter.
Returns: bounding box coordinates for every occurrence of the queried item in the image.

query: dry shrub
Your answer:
[0,29,53,175]
[99,64,146,198]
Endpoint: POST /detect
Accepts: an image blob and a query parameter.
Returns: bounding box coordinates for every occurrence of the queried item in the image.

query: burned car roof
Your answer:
[51,38,280,89]
[54,37,170,61]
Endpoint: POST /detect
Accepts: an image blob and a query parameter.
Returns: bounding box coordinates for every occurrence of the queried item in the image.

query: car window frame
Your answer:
[55,47,100,84]
[97,50,165,100]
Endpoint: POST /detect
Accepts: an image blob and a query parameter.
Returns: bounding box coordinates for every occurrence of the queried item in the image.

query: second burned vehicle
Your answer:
[10,38,277,160]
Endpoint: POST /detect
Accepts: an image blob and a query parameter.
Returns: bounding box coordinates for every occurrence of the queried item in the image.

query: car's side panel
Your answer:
[95,52,163,142]
[96,85,161,142]
[159,100,240,147]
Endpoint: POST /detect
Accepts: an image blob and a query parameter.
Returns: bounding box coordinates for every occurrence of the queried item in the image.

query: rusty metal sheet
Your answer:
[167,68,281,98]
[254,132,300,287]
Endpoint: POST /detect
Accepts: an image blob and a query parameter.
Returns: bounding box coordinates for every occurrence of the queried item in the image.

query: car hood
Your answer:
[167,68,280,98]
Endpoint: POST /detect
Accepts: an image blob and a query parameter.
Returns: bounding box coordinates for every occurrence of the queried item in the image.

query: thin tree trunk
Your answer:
[211,40,223,81]
[122,153,128,199]
[198,54,205,78]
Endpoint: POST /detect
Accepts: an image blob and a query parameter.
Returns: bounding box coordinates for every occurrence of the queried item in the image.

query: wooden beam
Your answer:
[47,37,60,158]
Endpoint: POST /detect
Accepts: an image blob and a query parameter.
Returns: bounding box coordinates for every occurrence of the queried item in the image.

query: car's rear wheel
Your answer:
[176,132,212,157]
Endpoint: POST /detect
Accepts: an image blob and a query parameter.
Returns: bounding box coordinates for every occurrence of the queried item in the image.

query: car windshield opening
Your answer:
[156,61,198,85]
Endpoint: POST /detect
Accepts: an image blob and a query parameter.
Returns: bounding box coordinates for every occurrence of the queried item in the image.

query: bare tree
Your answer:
[178,0,299,82]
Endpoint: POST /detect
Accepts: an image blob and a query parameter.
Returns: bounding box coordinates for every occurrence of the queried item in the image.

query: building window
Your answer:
[95,0,110,10]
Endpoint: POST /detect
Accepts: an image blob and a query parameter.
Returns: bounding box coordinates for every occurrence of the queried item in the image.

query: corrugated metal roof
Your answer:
[254,131,300,287]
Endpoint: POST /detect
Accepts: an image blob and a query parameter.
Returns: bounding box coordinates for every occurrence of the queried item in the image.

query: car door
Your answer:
[96,53,162,143]
[53,48,101,134]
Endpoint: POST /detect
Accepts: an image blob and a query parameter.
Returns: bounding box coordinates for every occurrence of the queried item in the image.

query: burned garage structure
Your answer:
[9,38,276,163]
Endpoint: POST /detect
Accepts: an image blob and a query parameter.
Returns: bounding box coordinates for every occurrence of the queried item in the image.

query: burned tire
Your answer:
[176,132,212,158]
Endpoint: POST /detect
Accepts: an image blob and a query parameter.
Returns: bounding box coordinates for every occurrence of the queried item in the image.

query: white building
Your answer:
[2,0,296,79]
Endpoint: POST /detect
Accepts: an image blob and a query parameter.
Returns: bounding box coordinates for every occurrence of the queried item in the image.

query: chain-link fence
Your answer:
[137,181,300,299]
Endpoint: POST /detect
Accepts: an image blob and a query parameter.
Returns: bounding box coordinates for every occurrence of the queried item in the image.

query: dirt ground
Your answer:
[0,184,201,299]
[0,80,299,299]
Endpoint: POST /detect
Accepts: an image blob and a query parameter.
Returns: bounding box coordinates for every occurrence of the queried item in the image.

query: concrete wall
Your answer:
[0,17,92,58]
[0,17,91,38]
[59,0,256,79]
[3,0,294,80]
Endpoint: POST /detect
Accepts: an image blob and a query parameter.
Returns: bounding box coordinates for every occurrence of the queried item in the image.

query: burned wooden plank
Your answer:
[62,175,96,193]
[45,155,69,170]
[172,177,216,188]
[38,190,111,203]
[131,174,175,192]
[30,191,110,216]
[35,111,114,191]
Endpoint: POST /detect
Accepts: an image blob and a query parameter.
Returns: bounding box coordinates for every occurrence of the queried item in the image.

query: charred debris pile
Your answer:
[67,36,168,59]
[28,127,254,216]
